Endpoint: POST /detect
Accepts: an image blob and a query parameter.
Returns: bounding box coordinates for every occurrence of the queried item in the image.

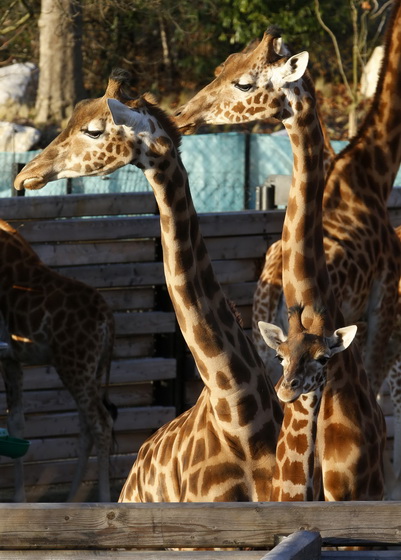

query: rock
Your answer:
[0,121,40,152]
[0,62,38,106]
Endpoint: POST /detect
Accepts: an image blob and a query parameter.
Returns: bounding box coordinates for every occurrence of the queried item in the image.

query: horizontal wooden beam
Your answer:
[0,502,399,550]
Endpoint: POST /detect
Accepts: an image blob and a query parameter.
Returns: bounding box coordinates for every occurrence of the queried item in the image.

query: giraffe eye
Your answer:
[275,354,284,364]
[234,83,252,92]
[83,129,103,139]
[317,356,329,366]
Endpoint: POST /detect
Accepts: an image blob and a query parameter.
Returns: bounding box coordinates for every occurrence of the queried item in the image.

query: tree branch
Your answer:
[314,0,354,101]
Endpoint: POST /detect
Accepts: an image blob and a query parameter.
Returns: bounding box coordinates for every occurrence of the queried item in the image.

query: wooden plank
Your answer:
[224,282,257,306]
[112,335,154,359]
[0,432,147,465]
[12,215,162,243]
[0,552,270,560]
[1,192,157,220]
[51,259,257,289]
[34,239,157,267]
[0,357,176,391]
[99,287,155,311]
[204,235,267,260]
[262,531,321,560]
[0,452,136,489]
[0,502,398,549]
[11,210,285,244]
[0,406,176,439]
[33,236,264,269]
[322,552,401,559]
[114,311,176,335]
[0,383,153,414]
[53,261,165,288]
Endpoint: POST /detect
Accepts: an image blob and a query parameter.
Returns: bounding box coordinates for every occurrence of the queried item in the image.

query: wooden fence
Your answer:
[0,190,400,502]
[0,501,400,559]
[0,192,284,502]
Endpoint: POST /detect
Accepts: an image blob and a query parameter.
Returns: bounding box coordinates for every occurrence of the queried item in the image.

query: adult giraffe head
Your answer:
[14,70,179,192]
[174,26,309,134]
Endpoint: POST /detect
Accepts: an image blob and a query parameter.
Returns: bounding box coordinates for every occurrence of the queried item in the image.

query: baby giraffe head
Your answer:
[14,69,180,192]
[258,306,357,403]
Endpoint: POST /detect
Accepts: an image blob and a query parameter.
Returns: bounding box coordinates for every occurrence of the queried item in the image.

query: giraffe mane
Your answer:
[134,94,182,151]
[105,68,182,149]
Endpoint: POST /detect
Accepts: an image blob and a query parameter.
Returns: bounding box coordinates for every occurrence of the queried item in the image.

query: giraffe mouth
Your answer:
[277,382,303,403]
[176,122,198,135]
[14,175,47,191]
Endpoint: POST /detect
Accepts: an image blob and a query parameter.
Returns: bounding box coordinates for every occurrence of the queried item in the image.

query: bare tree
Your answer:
[315,0,391,138]
[35,0,84,124]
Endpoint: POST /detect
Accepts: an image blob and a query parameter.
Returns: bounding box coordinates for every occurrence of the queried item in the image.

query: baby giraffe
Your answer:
[259,306,357,500]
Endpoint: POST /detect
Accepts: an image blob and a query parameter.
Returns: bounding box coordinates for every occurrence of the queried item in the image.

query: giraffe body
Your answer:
[14,73,283,503]
[0,219,115,502]
[174,28,386,500]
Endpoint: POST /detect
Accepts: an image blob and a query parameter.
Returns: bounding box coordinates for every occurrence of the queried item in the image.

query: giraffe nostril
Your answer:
[289,378,300,389]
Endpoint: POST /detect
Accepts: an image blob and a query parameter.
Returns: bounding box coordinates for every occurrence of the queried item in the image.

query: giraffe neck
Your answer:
[281,90,337,329]
[271,389,322,501]
[143,143,278,429]
[325,0,401,205]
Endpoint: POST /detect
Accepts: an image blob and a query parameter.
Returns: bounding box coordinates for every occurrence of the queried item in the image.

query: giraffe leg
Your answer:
[61,378,114,503]
[67,408,94,502]
[386,358,401,499]
[364,276,398,396]
[1,358,26,502]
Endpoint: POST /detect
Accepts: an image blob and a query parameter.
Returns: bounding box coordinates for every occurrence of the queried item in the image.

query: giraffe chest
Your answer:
[124,391,276,503]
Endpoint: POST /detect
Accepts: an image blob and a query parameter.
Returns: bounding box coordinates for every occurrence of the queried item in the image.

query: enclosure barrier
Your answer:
[0,501,400,559]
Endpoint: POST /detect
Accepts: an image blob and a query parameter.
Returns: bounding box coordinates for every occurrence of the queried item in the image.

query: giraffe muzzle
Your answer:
[14,175,46,191]
[277,378,302,403]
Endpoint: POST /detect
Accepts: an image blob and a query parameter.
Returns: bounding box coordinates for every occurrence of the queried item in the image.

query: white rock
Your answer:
[0,121,40,152]
[0,62,38,105]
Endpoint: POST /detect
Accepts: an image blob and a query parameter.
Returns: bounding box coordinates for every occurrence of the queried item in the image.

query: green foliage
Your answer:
[0,0,391,113]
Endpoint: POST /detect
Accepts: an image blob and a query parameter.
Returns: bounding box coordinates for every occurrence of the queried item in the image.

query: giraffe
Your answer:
[174,0,401,399]
[383,224,401,496]
[259,306,357,501]
[14,70,283,503]
[0,219,116,502]
[174,27,386,501]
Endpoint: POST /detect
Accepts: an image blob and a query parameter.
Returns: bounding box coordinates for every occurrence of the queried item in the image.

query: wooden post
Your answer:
[264,531,322,560]
[11,163,26,197]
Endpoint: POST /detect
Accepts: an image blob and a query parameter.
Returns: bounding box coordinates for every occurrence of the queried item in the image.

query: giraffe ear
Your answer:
[277,51,309,84]
[326,324,358,356]
[107,98,143,127]
[258,321,286,350]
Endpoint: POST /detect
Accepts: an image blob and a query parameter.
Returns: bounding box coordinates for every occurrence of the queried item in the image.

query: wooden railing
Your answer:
[0,501,399,559]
